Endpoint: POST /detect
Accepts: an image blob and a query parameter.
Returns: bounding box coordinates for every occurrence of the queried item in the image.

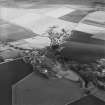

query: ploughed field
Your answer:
[12,72,83,105]
[62,31,105,63]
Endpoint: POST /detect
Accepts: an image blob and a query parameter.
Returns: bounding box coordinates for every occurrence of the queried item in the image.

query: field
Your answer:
[0,19,36,42]
[0,1,105,105]
[12,72,83,105]
[0,1,105,62]
[0,0,100,7]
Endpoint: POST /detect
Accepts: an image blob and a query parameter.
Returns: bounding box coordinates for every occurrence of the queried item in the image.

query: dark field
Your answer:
[60,10,88,23]
[62,41,105,63]
[69,95,105,105]
[61,31,105,63]
[0,58,83,105]
[0,59,33,105]
[12,72,83,105]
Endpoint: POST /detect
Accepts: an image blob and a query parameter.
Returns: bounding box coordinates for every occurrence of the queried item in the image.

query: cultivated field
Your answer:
[0,19,36,42]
